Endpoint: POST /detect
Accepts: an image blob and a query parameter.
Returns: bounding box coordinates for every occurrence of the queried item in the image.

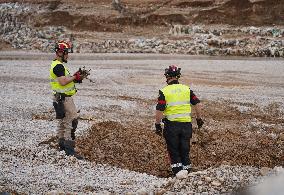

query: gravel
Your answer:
[0,52,283,194]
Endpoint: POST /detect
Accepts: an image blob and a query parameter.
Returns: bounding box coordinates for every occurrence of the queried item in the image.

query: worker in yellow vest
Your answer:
[155,65,204,176]
[50,41,85,159]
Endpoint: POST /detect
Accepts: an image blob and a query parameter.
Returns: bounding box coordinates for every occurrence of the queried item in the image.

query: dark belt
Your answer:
[62,94,72,97]
[54,93,72,101]
[54,93,72,97]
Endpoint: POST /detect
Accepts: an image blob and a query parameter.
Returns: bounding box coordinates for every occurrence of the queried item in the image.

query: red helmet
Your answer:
[54,41,72,53]
[164,65,181,78]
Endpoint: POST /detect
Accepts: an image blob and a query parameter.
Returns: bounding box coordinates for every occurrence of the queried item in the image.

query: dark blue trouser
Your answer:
[163,119,192,174]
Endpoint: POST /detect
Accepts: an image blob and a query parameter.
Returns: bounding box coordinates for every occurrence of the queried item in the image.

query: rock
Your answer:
[211,181,222,186]
[125,192,135,195]
[136,187,148,195]
[260,167,271,176]
[155,188,167,195]
[47,190,64,195]
[232,175,238,181]
[204,176,212,182]
[222,161,231,165]
[278,133,284,141]
[176,170,188,179]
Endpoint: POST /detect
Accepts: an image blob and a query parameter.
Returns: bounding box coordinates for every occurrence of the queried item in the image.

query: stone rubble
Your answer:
[153,166,284,195]
[0,53,283,194]
[0,3,283,57]
[0,3,70,51]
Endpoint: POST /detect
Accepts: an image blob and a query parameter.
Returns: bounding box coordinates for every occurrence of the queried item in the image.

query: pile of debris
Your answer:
[75,101,284,179]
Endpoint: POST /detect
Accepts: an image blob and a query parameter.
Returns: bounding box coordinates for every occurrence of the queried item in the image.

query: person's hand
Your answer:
[155,123,163,136]
[73,71,82,83]
[196,118,204,129]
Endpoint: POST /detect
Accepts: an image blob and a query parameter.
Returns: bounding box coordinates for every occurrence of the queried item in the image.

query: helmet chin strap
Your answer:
[62,55,67,63]
[166,77,171,84]
[57,52,68,63]
[166,77,177,84]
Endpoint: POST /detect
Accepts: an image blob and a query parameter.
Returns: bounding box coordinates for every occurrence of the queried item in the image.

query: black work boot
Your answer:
[58,138,65,151]
[172,167,183,176]
[64,140,83,160]
[183,164,192,173]
[184,168,192,173]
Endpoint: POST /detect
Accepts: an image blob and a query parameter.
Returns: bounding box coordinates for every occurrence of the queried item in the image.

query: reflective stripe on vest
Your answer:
[167,101,190,106]
[49,60,76,96]
[161,84,192,122]
[53,86,76,93]
[166,113,191,120]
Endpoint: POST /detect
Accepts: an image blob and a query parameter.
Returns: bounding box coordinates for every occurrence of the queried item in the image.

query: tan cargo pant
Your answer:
[57,97,78,140]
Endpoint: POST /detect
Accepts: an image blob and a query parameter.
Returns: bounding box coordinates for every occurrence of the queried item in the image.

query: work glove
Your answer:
[73,71,83,83]
[155,123,163,136]
[196,118,204,129]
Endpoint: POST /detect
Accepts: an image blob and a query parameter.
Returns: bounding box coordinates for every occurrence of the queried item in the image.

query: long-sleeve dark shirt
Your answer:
[53,61,65,77]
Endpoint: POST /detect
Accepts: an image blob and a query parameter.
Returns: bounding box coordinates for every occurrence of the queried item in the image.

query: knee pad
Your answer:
[172,167,183,175]
[71,119,78,140]
[58,138,65,151]
[72,118,78,130]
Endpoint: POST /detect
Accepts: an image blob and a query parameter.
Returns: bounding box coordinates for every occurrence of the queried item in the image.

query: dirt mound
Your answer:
[74,101,284,177]
[77,121,171,177]
[194,0,284,25]
[174,0,214,8]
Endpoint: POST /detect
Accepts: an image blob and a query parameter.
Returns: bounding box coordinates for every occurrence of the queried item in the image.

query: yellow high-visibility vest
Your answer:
[49,60,76,96]
[161,84,191,122]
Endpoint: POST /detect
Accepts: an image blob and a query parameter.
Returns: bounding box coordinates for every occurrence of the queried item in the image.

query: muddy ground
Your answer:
[22,52,284,178]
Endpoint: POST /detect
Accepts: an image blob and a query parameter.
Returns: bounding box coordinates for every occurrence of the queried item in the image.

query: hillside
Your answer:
[0,0,284,57]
